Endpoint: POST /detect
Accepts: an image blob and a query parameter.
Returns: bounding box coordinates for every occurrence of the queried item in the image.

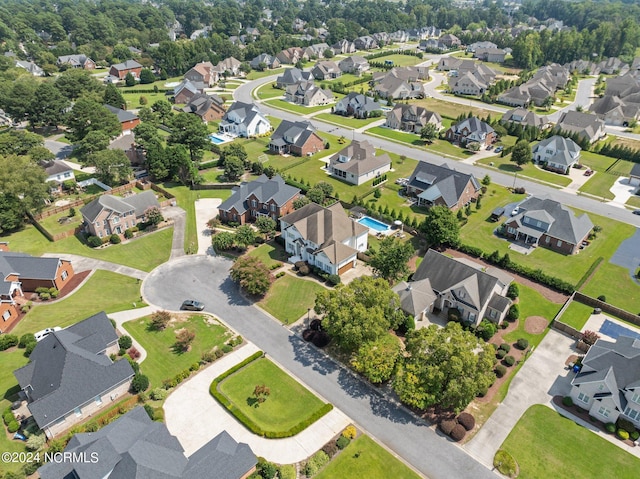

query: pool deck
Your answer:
[583,312,640,341]
[356,216,393,236]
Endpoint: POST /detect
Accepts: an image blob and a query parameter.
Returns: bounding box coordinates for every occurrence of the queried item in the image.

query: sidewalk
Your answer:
[42,253,148,280]
[163,342,351,463]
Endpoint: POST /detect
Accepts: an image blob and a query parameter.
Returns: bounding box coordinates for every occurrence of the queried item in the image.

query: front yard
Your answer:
[315,113,383,129]
[247,243,289,269]
[476,155,572,188]
[501,405,640,479]
[264,98,335,115]
[258,274,326,324]
[578,152,634,200]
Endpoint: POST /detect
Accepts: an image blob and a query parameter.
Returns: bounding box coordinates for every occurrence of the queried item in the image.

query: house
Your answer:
[533,135,581,174]
[419,38,447,52]
[406,161,481,210]
[250,53,280,70]
[334,92,382,119]
[338,56,370,75]
[219,101,271,137]
[569,336,640,428]
[15,60,44,76]
[184,61,218,86]
[374,75,426,99]
[182,93,226,121]
[41,160,75,186]
[269,120,325,156]
[500,108,550,129]
[502,195,594,254]
[38,407,257,479]
[56,54,96,70]
[284,81,334,107]
[311,61,341,80]
[597,57,628,75]
[214,57,243,77]
[439,33,461,48]
[332,39,356,55]
[372,32,390,46]
[385,104,442,134]
[13,312,134,438]
[604,73,640,98]
[555,111,606,144]
[108,60,143,80]
[328,140,391,186]
[108,133,144,166]
[445,117,496,147]
[466,41,497,53]
[275,67,312,89]
[354,36,378,50]
[104,105,140,135]
[390,30,409,43]
[304,43,330,59]
[437,57,463,71]
[276,47,308,65]
[589,95,640,127]
[279,203,368,276]
[0,250,75,332]
[474,48,507,63]
[218,174,300,224]
[173,79,205,104]
[498,64,569,107]
[402,249,513,325]
[449,71,490,96]
[629,163,640,186]
[80,190,161,238]
[497,85,533,108]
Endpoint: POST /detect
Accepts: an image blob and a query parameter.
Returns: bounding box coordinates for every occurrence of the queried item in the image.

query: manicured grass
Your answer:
[502,284,561,347]
[247,243,289,269]
[627,195,640,208]
[411,97,501,121]
[218,358,326,433]
[259,275,326,324]
[477,155,571,187]
[264,98,335,115]
[12,271,145,336]
[160,184,232,253]
[501,405,640,479]
[559,300,594,330]
[582,262,640,313]
[316,435,422,479]
[38,210,83,236]
[366,126,425,147]
[255,84,284,100]
[370,53,423,68]
[579,170,633,200]
[122,313,231,388]
[246,68,286,80]
[320,73,366,85]
[315,113,383,129]
[122,92,169,109]
[0,349,30,474]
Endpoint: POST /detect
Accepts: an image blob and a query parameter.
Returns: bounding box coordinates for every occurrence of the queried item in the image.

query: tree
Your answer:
[28,82,70,128]
[393,323,496,413]
[315,276,404,353]
[66,99,121,143]
[145,206,164,225]
[351,334,401,384]
[511,139,532,167]
[130,373,149,393]
[0,154,48,232]
[235,225,257,248]
[104,84,126,109]
[253,384,271,405]
[306,186,326,205]
[370,236,414,283]
[418,205,460,248]
[315,181,334,198]
[139,69,156,84]
[293,196,310,209]
[481,174,491,186]
[255,215,276,239]
[420,123,438,142]
[54,69,102,100]
[167,112,209,162]
[219,143,248,168]
[230,256,272,297]
[125,72,136,87]
[151,99,172,125]
[133,123,162,151]
[89,149,132,185]
[224,156,245,181]
[165,144,199,185]
[212,231,235,251]
[28,146,55,163]
[175,329,195,352]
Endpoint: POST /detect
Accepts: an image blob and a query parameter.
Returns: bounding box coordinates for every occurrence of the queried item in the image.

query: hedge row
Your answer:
[575,256,604,290]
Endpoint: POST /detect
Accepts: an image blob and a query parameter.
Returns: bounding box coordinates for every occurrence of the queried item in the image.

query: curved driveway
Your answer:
[143,255,498,479]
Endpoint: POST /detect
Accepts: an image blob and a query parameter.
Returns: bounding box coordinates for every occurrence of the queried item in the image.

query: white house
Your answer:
[328,140,391,186]
[279,203,368,276]
[40,160,75,188]
[532,135,581,174]
[219,101,271,137]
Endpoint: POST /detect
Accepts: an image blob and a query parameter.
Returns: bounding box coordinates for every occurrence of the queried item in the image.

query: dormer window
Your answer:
[632,392,640,404]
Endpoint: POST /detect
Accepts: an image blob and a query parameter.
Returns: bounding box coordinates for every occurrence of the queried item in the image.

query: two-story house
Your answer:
[338,56,370,75]
[279,203,368,276]
[406,162,481,210]
[275,68,313,89]
[182,93,226,122]
[385,104,442,134]
[268,120,325,157]
[311,61,342,81]
[328,140,391,186]
[56,55,96,70]
[218,102,271,138]
[555,111,606,144]
[108,60,143,80]
[284,81,334,107]
[218,175,300,224]
[532,135,581,174]
[184,61,218,86]
[250,54,281,70]
[334,92,382,119]
[445,117,496,147]
[104,105,140,135]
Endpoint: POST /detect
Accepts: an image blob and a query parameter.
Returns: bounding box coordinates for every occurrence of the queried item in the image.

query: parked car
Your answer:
[584,169,593,176]
[633,210,640,215]
[494,146,503,153]
[486,144,494,151]
[511,206,520,216]
[34,327,62,342]
[181,300,205,311]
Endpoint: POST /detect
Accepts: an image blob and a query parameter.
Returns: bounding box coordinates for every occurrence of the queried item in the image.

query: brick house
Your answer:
[218,175,300,225]
[182,93,226,122]
[445,117,496,147]
[269,120,325,157]
[1,249,75,332]
[104,105,140,134]
[108,60,143,80]
[56,54,96,70]
[184,61,218,86]
[406,161,480,210]
[384,104,442,134]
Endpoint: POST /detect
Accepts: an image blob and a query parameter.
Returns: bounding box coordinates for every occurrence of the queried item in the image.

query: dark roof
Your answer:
[38,407,256,479]
[0,251,61,281]
[275,68,311,85]
[631,163,640,177]
[104,104,139,123]
[218,175,299,215]
[40,160,73,177]
[392,278,437,317]
[270,120,319,149]
[110,60,142,71]
[80,191,160,223]
[408,162,480,207]
[14,312,134,429]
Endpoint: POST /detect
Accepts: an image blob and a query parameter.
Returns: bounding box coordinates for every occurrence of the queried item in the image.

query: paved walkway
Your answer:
[163,342,351,462]
[42,253,148,280]
[194,198,222,255]
[107,306,160,363]
[464,330,576,467]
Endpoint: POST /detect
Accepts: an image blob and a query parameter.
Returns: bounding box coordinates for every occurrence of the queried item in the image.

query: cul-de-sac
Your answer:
[1,0,640,478]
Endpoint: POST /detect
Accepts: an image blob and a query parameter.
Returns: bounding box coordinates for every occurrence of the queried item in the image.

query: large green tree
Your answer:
[393,323,496,413]
[0,76,38,121]
[0,130,44,156]
[0,155,49,232]
[66,98,121,144]
[315,276,404,352]
[511,139,532,167]
[54,69,102,100]
[230,255,272,297]
[351,334,402,384]
[370,236,414,283]
[88,149,132,185]
[27,82,70,128]
[104,84,126,110]
[167,112,209,162]
[418,205,460,248]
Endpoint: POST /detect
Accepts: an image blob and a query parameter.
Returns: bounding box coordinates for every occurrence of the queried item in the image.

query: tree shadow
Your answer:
[247,397,260,408]
[287,334,338,376]
[218,276,252,306]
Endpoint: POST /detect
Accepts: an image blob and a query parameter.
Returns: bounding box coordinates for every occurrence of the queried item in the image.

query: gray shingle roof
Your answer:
[0,251,60,281]
[41,160,73,177]
[80,191,160,223]
[270,120,319,149]
[104,104,139,123]
[14,312,134,429]
[631,163,640,178]
[181,431,257,479]
[218,175,300,215]
[110,60,143,71]
[328,140,391,177]
[408,162,480,208]
[392,278,437,317]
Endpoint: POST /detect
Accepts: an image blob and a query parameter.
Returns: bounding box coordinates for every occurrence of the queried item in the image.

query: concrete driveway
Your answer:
[194,198,222,255]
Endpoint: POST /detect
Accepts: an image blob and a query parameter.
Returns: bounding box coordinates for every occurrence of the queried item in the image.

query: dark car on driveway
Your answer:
[181,300,205,311]
[633,210,640,215]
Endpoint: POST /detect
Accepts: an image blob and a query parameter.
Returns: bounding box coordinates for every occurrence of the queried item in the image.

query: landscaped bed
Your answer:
[211,355,331,437]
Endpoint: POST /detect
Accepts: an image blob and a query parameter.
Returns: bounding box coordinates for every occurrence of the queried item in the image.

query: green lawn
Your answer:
[38,210,83,236]
[316,435,422,479]
[370,54,423,68]
[247,243,289,269]
[12,270,145,336]
[122,313,231,388]
[366,126,425,147]
[264,98,334,115]
[579,171,630,200]
[559,300,594,330]
[411,97,501,121]
[315,113,383,129]
[320,73,367,86]
[218,358,326,433]
[0,349,29,474]
[501,405,640,479]
[247,68,286,80]
[254,84,285,100]
[582,262,640,313]
[578,152,634,200]
[259,275,326,324]
[627,195,640,208]
[477,155,571,188]
[122,92,169,109]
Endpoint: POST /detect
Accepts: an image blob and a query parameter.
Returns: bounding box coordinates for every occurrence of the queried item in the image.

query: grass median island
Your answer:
[211,356,331,438]
[501,405,640,479]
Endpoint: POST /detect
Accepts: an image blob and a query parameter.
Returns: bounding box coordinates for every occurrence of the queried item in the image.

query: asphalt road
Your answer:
[142,255,499,479]
[236,76,640,229]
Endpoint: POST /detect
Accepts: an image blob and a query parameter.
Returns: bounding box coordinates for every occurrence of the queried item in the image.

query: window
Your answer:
[251,200,257,208]
[113,217,120,224]
[98,231,103,238]
[577,392,590,404]
[598,406,611,418]
[271,204,276,212]
[545,236,550,244]
[61,271,68,281]
[557,240,563,247]
[489,309,497,319]
[632,392,640,404]
[2,310,10,321]
[536,221,542,228]
[103,220,108,227]
[74,407,82,417]
[95,395,102,405]
[624,406,640,421]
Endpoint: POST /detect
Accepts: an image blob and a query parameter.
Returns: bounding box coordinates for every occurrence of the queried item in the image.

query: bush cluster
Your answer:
[499,343,511,353]
[617,429,630,440]
[0,334,18,351]
[562,396,573,407]
[342,425,357,439]
[150,388,168,401]
[87,235,103,248]
[336,435,350,449]
[605,422,616,433]
[516,338,529,350]
[303,450,329,477]
[118,335,133,349]
[503,355,516,367]
[275,271,286,279]
[130,373,149,393]
[457,412,475,431]
[495,364,507,378]
[496,349,507,359]
[162,368,193,389]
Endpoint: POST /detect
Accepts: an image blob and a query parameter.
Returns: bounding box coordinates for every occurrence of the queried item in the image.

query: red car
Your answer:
[584,169,593,176]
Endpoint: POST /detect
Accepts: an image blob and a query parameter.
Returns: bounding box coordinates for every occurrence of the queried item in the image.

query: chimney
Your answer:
[0,242,8,252]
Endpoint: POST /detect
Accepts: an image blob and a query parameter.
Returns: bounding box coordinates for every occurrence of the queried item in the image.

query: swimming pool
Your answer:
[599,319,640,341]
[209,134,231,145]
[358,216,390,233]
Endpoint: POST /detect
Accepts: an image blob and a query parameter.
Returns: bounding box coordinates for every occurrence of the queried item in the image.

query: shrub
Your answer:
[476,319,497,341]
[312,331,330,348]
[336,435,350,449]
[39,292,50,300]
[496,349,507,359]
[516,338,529,350]
[25,341,36,356]
[499,343,511,353]
[439,419,457,436]
[303,451,329,477]
[258,460,277,479]
[507,304,519,322]
[150,310,171,330]
[450,424,466,442]
[127,346,141,359]
[3,410,13,425]
[201,351,216,363]
[87,235,102,247]
[327,274,341,286]
[302,329,316,342]
[493,450,518,477]
[7,420,19,433]
[562,396,574,407]
[617,429,630,440]
[278,464,297,479]
[110,234,121,244]
[605,422,616,433]
[506,283,519,299]
[298,263,310,276]
[221,344,233,353]
[457,412,475,431]
[118,335,133,349]
[124,229,134,239]
[0,334,19,350]
[616,417,636,434]
[275,271,286,279]
[189,362,200,372]
[18,334,35,348]
[131,373,149,393]
[322,440,338,458]
[495,364,507,378]
[503,355,516,367]
[447,308,462,323]
[342,425,357,439]
[631,430,640,441]
[581,330,600,346]
[143,404,154,419]
[597,295,606,302]
[150,388,168,401]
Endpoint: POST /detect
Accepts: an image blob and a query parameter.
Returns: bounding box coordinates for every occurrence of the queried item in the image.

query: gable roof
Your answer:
[40,159,73,177]
[80,190,160,223]
[14,312,134,429]
[329,140,391,177]
[392,278,437,317]
[533,135,581,167]
[276,67,312,85]
[0,251,61,282]
[219,175,299,215]
[270,120,320,149]
[222,101,268,127]
[110,60,142,71]
[450,117,494,137]
[500,108,549,128]
[631,163,640,178]
[408,162,480,207]
[556,110,605,141]
[104,104,139,124]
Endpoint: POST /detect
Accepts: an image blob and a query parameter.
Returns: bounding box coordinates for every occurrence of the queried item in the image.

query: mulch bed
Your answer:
[524,316,549,334]
[56,270,92,300]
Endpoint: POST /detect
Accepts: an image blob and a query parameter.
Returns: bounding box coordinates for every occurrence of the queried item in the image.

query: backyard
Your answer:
[412,97,501,121]
[217,357,327,434]
[558,300,595,330]
[122,313,231,388]
[581,261,640,313]
[12,270,146,336]
[500,405,640,479]
[258,274,326,324]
